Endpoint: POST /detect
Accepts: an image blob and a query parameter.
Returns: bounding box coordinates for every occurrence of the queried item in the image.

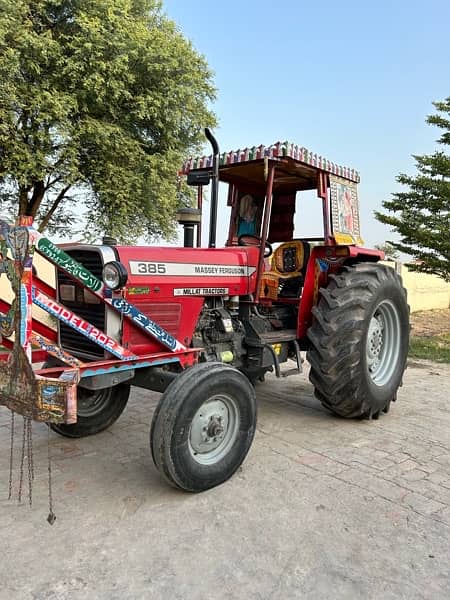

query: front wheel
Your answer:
[50,384,130,438]
[151,362,257,491]
[307,263,409,418]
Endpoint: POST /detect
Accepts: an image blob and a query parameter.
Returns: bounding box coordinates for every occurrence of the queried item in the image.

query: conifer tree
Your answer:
[375,98,450,281]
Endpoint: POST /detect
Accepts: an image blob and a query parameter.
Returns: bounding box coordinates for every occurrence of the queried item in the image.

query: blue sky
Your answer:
[164,0,450,247]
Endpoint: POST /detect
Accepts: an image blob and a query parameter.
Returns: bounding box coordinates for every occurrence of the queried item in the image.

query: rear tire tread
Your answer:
[306,263,409,418]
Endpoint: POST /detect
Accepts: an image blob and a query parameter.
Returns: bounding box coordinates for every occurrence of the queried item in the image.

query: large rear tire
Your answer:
[306,263,409,418]
[151,362,257,491]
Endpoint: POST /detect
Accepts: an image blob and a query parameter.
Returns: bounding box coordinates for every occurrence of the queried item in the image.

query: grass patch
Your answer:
[409,333,450,363]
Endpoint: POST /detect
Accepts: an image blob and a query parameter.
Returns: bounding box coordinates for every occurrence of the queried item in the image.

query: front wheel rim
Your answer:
[366,299,402,386]
[77,388,112,418]
[188,394,240,465]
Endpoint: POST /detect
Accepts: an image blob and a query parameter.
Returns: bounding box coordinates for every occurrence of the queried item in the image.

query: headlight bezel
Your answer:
[102,261,128,290]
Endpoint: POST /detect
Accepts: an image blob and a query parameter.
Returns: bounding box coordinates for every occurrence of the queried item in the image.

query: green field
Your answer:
[409,333,450,364]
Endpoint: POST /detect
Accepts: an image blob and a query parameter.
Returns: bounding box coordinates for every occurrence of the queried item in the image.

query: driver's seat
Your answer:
[260,241,310,300]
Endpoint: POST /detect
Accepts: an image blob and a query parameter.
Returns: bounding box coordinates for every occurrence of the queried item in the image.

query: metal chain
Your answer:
[8,411,15,500]
[47,425,56,525]
[27,418,34,481]
[8,412,55,521]
[17,416,26,504]
[26,418,33,506]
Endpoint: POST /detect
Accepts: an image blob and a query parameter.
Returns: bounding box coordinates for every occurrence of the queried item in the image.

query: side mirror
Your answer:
[187,169,212,186]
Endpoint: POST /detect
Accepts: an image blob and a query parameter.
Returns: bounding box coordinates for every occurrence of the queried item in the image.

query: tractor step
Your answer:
[280,339,303,377]
[259,338,303,378]
[258,329,298,344]
[245,329,297,346]
[281,366,302,378]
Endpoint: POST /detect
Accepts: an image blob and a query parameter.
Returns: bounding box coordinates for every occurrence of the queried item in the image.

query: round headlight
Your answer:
[102,261,128,290]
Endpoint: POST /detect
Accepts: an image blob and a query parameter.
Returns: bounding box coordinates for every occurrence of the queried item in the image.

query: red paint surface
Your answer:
[297,245,382,337]
[116,246,259,354]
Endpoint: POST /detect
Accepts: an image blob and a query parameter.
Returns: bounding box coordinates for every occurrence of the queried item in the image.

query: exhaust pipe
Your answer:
[205,128,219,248]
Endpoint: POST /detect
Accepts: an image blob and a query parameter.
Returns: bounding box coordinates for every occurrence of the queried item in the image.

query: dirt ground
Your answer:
[2,361,450,599]
[410,308,450,337]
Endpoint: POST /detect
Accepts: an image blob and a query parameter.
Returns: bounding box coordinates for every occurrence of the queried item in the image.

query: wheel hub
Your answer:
[77,388,111,418]
[188,395,239,465]
[367,316,384,371]
[207,417,224,438]
[366,300,402,386]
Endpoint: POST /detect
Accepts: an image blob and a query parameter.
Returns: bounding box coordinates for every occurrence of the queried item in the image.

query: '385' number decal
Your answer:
[135,262,166,274]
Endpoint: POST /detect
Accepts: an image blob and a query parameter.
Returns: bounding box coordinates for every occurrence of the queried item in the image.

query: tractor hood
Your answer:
[115,245,260,297]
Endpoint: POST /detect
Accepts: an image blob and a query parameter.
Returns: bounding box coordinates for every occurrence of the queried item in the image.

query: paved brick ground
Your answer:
[1,359,450,599]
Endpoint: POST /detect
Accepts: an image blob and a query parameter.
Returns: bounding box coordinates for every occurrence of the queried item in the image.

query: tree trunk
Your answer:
[18,187,29,215]
[37,185,71,232]
[28,181,45,217]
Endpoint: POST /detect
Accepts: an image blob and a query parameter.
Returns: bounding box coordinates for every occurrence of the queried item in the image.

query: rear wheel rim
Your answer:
[366,299,402,386]
[77,388,112,418]
[188,394,239,465]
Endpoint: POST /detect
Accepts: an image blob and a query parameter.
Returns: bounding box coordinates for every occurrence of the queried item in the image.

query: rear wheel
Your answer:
[151,362,257,491]
[50,384,130,438]
[306,263,409,418]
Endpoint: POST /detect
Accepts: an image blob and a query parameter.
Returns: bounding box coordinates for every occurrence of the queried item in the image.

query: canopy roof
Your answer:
[181,141,360,186]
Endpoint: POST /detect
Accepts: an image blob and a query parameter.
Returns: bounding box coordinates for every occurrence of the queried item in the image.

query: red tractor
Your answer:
[0,130,409,493]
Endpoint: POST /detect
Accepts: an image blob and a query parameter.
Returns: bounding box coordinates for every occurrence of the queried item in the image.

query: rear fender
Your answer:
[297,245,383,338]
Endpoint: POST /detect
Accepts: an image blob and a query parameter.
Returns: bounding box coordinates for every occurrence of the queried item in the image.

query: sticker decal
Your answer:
[128,286,150,295]
[313,259,330,306]
[111,298,183,352]
[329,175,364,246]
[174,287,229,296]
[129,261,256,277]
[32,288,136,360]
[31,333,83,367]
[37,237,103,292]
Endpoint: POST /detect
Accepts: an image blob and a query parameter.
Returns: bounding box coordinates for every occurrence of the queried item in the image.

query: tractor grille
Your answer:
[57,249,105,359]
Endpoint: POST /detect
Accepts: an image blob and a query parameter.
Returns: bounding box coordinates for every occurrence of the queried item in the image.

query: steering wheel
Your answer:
[238,235,273,258]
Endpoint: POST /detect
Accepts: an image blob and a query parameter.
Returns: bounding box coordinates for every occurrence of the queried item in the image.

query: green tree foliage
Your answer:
[374,242,400,260]
[375,98,450,281]
[0,0,216,241]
